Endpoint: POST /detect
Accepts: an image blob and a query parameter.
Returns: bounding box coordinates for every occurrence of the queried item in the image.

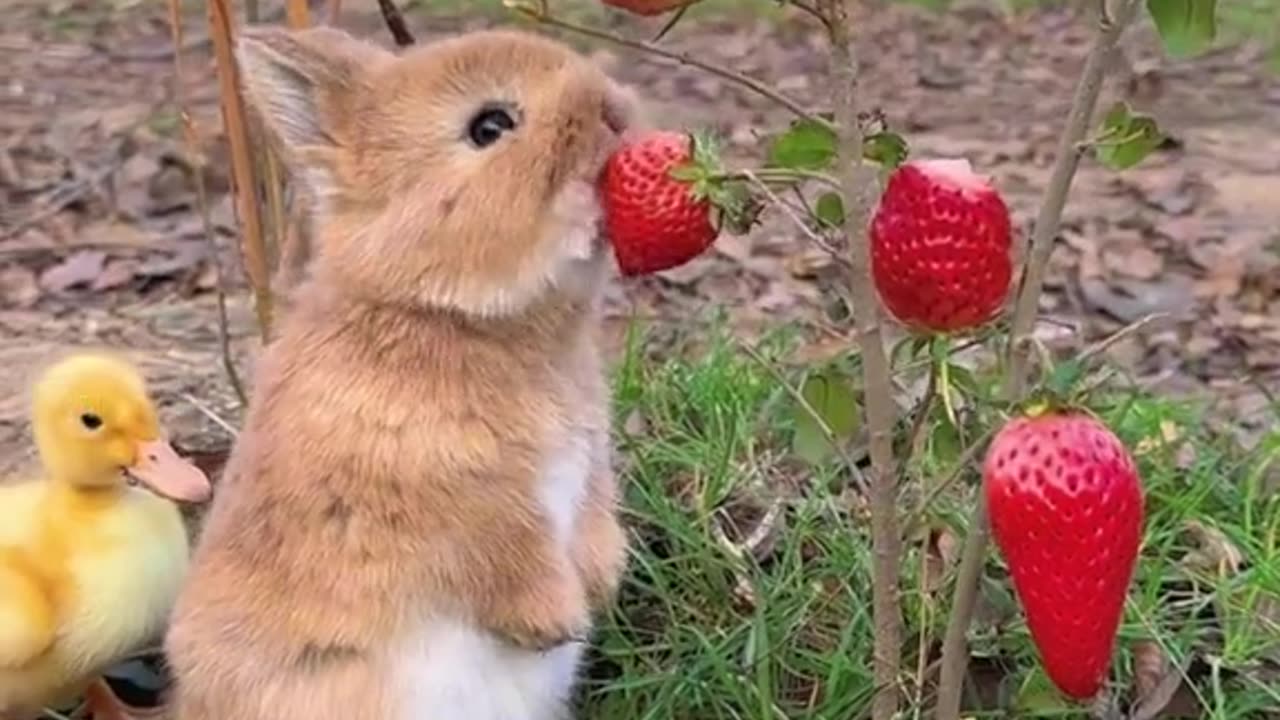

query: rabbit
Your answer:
[163,24,637,720]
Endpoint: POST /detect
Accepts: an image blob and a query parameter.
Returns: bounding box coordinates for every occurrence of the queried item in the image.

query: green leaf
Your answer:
[1014,666,1071,712]
[862,131,909,169]
[1146,0,1218,58]
[814,192,845,228]
[898,0,951,10]
[890,334,929,370]
[1094,101,1165,170]
[767,119,838,171]
[1045,358,1086,398]
[929,415,962,469]
[791,369,860,466]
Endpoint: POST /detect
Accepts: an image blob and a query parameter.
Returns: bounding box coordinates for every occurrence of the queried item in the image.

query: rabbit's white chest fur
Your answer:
[393,432,593,719]
[394,621,584,720]
[539,428,593,548]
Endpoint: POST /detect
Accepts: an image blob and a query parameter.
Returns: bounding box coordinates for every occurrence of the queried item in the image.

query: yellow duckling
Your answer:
[0,353,211,720]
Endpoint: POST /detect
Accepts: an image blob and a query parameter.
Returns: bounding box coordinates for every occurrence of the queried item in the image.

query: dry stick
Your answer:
[507,3,829,129]
[285,0,310,27]
[787,0,831,30]
[208,0,274,342]
[377,0,416,47]
[826,1,903,718]
[265,0,313,288]
[166,0,248,408]
[934,1,1144,717]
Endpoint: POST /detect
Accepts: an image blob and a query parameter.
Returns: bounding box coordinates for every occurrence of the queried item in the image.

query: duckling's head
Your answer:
[30,353,211,503]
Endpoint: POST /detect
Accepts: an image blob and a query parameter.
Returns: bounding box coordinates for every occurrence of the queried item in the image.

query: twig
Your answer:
[508,2,829,129]
[740,170,849,267]
[208,0,274,342]
[901,428,994,541]
[377,0,416,47]
[738,341,869,496]
[650,3,691,43]
[1077,311,1169,365]
[167,0,248,408]
[718,167,843,191]
[0,162,124,241]
[787,0,831,29]
[905,360,938,465]
[180,392,240,437]
[285,0,310,27]
[825,2,902,718]
[935,1,1144,716]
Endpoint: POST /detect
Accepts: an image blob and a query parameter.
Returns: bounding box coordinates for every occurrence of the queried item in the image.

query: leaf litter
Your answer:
[1,0,1279,715]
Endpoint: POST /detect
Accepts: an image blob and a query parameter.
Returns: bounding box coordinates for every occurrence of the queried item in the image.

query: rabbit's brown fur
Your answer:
[165,25,635,720]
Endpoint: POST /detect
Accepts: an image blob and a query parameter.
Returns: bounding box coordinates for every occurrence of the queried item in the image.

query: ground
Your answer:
[0,0,1277,718]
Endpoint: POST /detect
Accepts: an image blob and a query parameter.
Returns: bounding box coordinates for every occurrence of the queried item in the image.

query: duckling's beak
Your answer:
[127,439,212,503]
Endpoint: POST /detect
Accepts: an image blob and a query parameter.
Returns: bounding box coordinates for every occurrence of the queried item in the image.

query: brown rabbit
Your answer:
[163,25,637,720]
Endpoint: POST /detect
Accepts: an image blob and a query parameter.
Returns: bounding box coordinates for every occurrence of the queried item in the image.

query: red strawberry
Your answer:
[984,410,1144,700]
[600,0,700,16]
[869,158,1013,334]
[601,131,720,276]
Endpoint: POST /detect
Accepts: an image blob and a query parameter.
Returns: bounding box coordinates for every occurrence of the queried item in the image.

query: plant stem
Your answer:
[377,0,416,46]
[825,2,902,718]
[510,4,829,129]
[208,0,274,342]
[167,0,247,408]
[934,1,1143,716]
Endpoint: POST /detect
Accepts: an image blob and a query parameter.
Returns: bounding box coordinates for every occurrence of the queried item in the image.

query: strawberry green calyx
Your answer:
[668,131,760,236]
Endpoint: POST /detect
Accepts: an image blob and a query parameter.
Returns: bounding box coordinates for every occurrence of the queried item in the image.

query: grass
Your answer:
[577,318,1280,718]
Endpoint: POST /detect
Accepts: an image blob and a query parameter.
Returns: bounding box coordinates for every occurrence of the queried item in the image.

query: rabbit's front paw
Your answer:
[490,572,590,652]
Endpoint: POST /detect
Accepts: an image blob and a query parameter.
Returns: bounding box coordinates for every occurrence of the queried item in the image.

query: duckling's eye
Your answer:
[466,106,518,149]
[80,413,103,431]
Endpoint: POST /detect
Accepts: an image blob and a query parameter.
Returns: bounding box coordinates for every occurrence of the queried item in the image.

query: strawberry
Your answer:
[600,0,700,16]
[601,130,722,277]
[983,410,1144,700]
[869,158,1013,334]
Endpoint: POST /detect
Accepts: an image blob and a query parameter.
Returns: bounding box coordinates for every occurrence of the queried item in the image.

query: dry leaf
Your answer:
[922,527,960,596]
[135,242,205,279]
[1104,245,1164,280]
[1131,640,1170,699]
[1133,419,1183,456]
[39,250,107,292]
[92,259,138,292]
[1181,519,1245,577]
[1129,639,1184,720]
[622,408,648,437]
[0,265,40,308]
[77,219,150,248]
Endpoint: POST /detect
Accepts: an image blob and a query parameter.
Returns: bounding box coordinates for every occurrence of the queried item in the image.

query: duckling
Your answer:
[0,353,211,720]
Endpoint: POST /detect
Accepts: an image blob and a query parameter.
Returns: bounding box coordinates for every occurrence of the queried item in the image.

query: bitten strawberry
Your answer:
[601,130,720,276]
[601,0,700,16]
[869,158,1013,333]
[984,410,1144,700]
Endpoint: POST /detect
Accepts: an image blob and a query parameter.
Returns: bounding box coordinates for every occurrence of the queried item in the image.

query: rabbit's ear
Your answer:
[235,27,390,195]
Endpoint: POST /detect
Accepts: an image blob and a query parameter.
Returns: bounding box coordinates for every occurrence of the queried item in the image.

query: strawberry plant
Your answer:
[493,0,1241,716]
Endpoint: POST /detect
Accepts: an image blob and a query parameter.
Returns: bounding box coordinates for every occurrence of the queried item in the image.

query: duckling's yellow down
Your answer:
[0,353,209,717]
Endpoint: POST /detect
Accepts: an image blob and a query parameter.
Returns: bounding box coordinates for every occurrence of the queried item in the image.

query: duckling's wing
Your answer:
[0,550,57,668]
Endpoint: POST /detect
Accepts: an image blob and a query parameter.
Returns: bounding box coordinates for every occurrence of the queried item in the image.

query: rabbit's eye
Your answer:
[467,107,517,149]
